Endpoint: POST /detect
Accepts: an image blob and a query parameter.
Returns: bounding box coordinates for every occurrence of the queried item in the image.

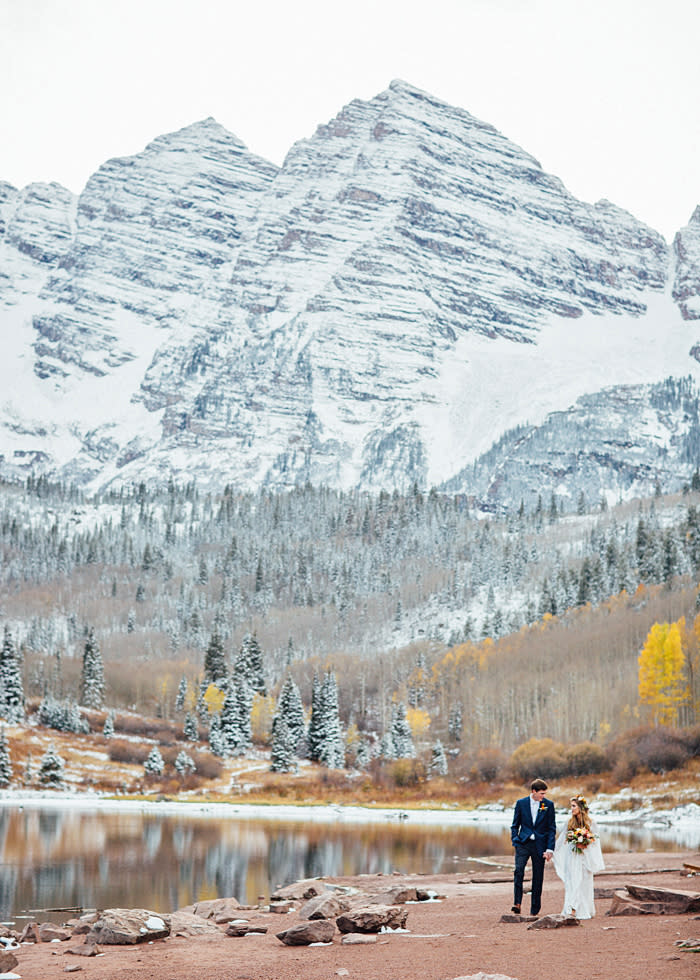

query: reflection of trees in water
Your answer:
[143,820,163,858]
[0,866,17,920]
[0,807,689,919]
[37,811,63,849]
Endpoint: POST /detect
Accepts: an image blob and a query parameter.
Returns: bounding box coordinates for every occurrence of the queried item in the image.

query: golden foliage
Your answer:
[406,707,431,739]
[203,683,225,715]
[250,693,275,742]
[638,619,691,726]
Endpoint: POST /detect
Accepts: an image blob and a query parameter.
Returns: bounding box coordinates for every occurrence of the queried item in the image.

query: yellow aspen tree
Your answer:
[638,620,690,725]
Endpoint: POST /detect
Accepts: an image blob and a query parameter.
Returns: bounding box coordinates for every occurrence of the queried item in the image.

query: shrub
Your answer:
[509,738,568,781]
[108,739,151,765]
[391,758,426,787]
[564,741,607,776]
[635,729,691,774]
[469,747,507,783]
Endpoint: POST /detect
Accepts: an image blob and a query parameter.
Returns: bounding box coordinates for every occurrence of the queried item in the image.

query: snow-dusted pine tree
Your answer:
[184,712,199,742]
[38,743,65,787]
[0,626,24,723]
[174,750,196,777]
[208,712,225,756]
[80,627,105,708]
[235,680,253,753]
[235,633,266,695]
[103,710,115,739]
[307,673,324,762]
[276,675,305,754]
[389,702,415,758]
[203,630,226,684]
[144,745,164,777]
[220,689,241,756]
[0,726,11,786]
[448,702,463,742]
[429,739,448,777]
[269,714,296,772]
[318,671,344,769]
[175,676,188,712]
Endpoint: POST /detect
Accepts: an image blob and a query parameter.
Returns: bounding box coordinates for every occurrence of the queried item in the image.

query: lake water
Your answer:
[0,802,695,924]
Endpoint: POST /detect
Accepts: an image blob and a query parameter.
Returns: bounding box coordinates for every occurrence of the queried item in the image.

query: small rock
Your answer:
[271,878,326,902]
[269,901,293,914]
[499,913,538,923]
[64,965,83,973]
[370,886,418,905]
[299,893,350,920]
[527,914,580,930]
[66,943,101,956]
[190,897,241,920]
[452,974,519,980]
[38,922,73,942]
[276,920,335,946]
[341,932,377,944]
[0,950,18,972]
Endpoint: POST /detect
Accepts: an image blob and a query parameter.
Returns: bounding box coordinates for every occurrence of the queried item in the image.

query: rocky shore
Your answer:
[6,851,700,980]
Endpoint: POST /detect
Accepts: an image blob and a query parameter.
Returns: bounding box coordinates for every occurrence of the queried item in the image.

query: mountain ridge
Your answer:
[0,80,699,506]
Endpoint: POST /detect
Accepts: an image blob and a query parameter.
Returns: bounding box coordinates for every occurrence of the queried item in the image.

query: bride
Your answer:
[552,795,605,919]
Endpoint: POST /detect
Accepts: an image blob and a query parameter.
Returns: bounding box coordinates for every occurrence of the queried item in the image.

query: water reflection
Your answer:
[0,805,693,924]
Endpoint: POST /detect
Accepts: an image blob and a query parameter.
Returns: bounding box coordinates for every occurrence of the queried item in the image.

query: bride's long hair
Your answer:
[567,795,592,833]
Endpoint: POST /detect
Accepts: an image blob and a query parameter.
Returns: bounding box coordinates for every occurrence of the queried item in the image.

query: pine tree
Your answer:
[184,712,199,741]
[175,676,188,712]
[235,633,266,695]
[389,702,414,758]
[0,726,11,786]
[144,745,165,777]
[448,702,463,742]
[0,626,24,723]
[318,671,344,769]
[354,738,372,770]
[270,714,296,772]
[235,680,253,753]
[220,688,241,756]
[103,711,115,739]
[307,673,324,762]
[80,627,105,708]
[203,630,226,684]
[276,675,305,754]
[38,743,65,787]
[208,712,225,756]
[429,739,448,777]
[174,750,196,777]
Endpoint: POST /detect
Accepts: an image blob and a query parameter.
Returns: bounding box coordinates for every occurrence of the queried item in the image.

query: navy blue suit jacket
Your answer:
[510,796,556,856]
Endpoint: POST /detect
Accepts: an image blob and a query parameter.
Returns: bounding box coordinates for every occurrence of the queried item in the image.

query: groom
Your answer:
[510,777,556,916]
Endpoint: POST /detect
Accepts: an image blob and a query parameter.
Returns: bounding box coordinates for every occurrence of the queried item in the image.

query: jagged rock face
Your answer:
[673,206,700,321]
[0,180,76,303]
[0,80,698,499]
[443,377,700,509]
[30,118,278,384]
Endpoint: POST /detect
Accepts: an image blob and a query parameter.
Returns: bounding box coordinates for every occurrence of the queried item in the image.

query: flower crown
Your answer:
[573,795,589,812]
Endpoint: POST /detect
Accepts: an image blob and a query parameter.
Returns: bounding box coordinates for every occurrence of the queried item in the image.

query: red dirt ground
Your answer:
[13,850,700,980]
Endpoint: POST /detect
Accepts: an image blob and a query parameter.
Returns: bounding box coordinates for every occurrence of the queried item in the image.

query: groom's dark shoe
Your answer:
[510,904,521,914]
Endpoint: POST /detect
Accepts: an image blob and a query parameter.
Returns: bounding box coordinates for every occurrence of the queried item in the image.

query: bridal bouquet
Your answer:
[566,827,596,853]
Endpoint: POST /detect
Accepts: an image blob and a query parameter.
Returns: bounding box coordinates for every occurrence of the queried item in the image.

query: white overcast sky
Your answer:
[1,0,698,240]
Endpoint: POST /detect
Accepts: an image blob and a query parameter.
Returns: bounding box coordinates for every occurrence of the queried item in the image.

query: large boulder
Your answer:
[336,904,408,933]
[189,897,243,920]
[87,909,170,945]
[276,920,335,945]
[0,950,18,973]
[625,884,700,913]
[609,890,664,916]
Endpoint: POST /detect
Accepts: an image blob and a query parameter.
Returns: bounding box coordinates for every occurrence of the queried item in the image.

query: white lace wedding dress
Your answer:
[552,819,605,918]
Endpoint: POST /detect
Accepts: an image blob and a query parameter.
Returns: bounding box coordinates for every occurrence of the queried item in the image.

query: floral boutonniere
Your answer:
[539,801,548,812]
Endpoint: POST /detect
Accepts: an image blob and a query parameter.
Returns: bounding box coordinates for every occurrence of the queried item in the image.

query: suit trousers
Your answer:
[513,839,545,914]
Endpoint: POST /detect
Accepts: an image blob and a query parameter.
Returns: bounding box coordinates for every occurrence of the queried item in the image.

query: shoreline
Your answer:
[0,789,698,834]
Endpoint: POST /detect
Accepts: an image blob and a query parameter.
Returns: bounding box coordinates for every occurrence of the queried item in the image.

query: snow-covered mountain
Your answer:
[1,80,699,506]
